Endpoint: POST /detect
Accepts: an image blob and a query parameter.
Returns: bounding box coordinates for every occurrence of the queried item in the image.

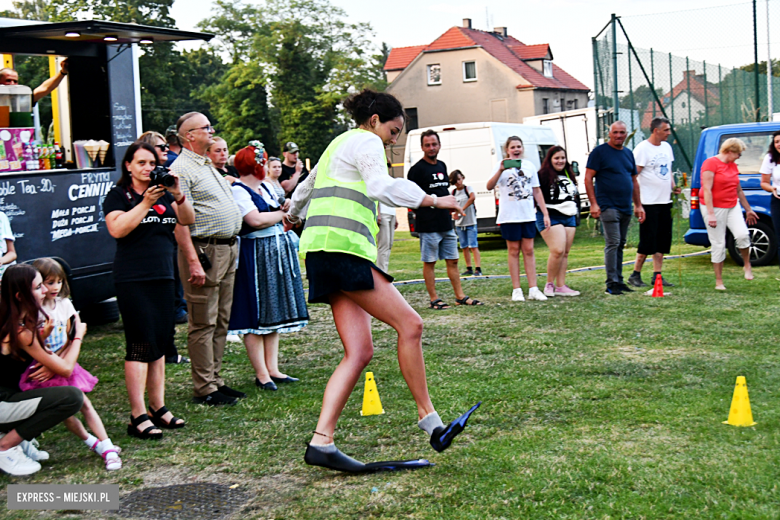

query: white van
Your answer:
[405,122,559,233]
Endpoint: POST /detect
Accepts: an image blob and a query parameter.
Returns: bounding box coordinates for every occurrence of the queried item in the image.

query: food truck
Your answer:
[0,18,213,321]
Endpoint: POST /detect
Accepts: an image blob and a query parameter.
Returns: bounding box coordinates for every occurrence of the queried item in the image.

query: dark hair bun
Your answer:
[343,89,404,125]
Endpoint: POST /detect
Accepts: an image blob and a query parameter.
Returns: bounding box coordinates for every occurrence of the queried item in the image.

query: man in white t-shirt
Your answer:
[628,117,681,288]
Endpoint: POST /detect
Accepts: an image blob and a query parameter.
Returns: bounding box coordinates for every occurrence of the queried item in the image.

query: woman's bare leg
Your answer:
[507,240,521,289]
[310,294,374,446]
[540,225,565,286]
[521,238,537,287]
[559,227,576,286]
[264,332,286,379]
[243,333,272,384]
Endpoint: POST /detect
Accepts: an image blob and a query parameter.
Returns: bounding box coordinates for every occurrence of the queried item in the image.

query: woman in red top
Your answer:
[699,138,758,290]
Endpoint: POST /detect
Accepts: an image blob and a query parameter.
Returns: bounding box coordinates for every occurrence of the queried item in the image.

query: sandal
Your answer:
[101,448,122,471]
[454,295,483,306]
[149,406,185,429]
[429,299,450,310]
[127,413,163,440]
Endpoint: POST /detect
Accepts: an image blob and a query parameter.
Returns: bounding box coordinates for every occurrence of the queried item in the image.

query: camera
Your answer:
[149,165,176,188]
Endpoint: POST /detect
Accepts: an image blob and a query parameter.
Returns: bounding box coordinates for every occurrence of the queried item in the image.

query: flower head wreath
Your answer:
[249,140,265,164]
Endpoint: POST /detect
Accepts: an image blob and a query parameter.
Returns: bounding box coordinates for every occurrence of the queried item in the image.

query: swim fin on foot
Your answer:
[430,401,481,453]
[304,444,433,473]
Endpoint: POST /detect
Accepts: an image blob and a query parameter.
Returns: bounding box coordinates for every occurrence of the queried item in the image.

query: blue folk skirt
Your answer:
[228,233,309,335]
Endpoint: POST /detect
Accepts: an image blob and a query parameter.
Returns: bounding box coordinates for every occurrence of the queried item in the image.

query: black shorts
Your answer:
[637,203,673,255]
[305,251,394,305]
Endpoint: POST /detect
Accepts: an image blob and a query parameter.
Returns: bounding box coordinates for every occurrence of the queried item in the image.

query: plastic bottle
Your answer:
[23,143,36,171]
[54,142,64,169]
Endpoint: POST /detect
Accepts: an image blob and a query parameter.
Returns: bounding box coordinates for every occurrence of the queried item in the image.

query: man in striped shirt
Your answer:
[172,112,245,406]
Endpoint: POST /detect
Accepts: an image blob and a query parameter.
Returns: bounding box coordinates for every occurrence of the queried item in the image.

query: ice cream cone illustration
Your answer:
[97,140,110,166]
[84,140,99,165]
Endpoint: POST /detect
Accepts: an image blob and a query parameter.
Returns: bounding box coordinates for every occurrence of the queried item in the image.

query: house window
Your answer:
[542,98,549,114]
[463,61,477,82]
[427,64,441,85]
[543,60,553,78]
[405,107,418,132]
[567,99,578,110]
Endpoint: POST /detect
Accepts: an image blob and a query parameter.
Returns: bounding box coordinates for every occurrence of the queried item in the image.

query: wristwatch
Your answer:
[430,194,437,208]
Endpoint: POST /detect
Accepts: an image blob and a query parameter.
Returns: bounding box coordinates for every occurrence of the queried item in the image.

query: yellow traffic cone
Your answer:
[360,371,385,416]
[723,376,757,426]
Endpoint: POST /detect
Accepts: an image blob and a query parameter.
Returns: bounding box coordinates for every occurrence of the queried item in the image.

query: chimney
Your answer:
[463,18,472,29]
[494,26,507,37]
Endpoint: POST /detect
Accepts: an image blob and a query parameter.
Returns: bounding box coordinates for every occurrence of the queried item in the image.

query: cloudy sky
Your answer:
[1,0,774,90]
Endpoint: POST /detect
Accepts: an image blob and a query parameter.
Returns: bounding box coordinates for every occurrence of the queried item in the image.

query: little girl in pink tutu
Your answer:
[19,258,121,471]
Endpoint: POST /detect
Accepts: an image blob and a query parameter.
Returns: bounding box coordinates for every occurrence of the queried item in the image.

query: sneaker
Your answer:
[0,445,41,476]
[652,274,674,287]
[617,283,634,293]
[20,439,48,462]
[192,391,238,406]
[627,273,647,287]
[543,282,556,297]
[461,267,474,276]
[605,285,624,296]
[527,287,548,301]
[511,288,525,301]
[475,268,483,276]
[555,285,581,297]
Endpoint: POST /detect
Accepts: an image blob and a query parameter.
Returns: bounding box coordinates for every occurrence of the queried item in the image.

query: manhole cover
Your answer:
[117,483,252,520]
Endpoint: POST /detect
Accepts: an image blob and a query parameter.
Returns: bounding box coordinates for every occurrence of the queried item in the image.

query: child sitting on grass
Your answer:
[19,258,121,471]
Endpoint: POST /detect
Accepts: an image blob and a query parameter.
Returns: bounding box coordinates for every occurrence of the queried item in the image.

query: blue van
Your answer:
[684,122,779,266]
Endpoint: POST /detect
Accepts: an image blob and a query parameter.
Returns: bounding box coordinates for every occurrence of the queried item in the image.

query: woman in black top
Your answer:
[0,265,84,475]
[103,142,195,440]
[536,146,580,297]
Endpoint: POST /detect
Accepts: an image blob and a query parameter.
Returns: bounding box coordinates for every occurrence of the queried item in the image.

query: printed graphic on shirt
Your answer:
[644,151,671,180]
[506,169,533,201]
[429,172,449,190]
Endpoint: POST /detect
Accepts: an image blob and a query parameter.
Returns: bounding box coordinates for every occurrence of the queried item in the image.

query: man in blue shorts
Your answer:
[584,121,645,295]
[407,130,483,308]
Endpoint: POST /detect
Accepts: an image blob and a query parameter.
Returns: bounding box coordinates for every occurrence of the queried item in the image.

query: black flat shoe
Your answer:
[430,402,481,453]
[127,413,163,440]
[304,444,433,473]
[218,385,247,399]
[271,375,299,383]
[255,378,278,391]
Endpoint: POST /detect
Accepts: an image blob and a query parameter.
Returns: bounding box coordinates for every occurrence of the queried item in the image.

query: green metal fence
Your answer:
[593,1,780,174]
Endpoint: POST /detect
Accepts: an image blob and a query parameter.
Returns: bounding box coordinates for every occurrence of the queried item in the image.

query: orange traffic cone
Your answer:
[652,274,664,297]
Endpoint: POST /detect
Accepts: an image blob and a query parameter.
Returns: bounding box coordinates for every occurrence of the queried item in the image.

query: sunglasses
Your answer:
[155,144,169,151]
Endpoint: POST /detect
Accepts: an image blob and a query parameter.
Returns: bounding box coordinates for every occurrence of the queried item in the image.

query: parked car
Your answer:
[684,122,779,266]
[404,122,560,235]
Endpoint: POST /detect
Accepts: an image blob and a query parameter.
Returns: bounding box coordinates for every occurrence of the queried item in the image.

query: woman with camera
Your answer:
[139,131,190,364]
[227,143,308,391]
[102,141,195,440]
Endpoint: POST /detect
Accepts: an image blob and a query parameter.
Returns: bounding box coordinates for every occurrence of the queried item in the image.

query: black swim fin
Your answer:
[304,444,433,474]
[430,401,481,453]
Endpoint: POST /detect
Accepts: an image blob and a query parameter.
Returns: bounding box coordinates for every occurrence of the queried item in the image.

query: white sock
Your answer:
[84,434,99,451]
[95,438,114,456]
[418,411,444,436]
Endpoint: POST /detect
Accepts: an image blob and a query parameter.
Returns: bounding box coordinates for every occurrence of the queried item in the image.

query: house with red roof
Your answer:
[641,70,720,129]
[384,19,590,166]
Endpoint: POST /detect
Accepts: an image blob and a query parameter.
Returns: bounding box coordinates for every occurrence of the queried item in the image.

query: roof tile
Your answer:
[384,45,428,71]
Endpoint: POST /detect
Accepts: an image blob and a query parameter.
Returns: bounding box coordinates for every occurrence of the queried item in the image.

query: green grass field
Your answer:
[3,225,780,519]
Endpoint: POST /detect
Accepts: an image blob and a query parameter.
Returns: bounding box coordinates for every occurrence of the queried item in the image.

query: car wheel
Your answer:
[727,220,777,266]
[79,298,120,326]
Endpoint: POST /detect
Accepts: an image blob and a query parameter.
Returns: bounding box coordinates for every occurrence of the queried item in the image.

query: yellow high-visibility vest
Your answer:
[300,129,380,263]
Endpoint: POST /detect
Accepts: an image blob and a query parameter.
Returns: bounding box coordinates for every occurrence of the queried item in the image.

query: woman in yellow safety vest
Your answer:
[285,89,479,473]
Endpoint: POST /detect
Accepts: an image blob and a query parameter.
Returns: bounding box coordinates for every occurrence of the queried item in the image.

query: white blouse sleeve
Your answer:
[355,150,427,209]
[290,164,318,218]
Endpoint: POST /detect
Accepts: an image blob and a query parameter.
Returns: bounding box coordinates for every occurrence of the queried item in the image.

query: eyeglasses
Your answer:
[155,144,169,151]
[187,125,214,133]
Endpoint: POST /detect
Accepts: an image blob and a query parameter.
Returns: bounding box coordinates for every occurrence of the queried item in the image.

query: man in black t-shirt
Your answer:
[279,142,308,197]
[408,130,482,309]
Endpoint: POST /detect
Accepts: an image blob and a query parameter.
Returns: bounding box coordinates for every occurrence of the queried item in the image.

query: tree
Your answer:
[620,84,663,112]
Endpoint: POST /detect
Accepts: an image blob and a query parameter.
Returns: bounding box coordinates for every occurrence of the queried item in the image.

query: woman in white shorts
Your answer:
[699,138,758,290]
